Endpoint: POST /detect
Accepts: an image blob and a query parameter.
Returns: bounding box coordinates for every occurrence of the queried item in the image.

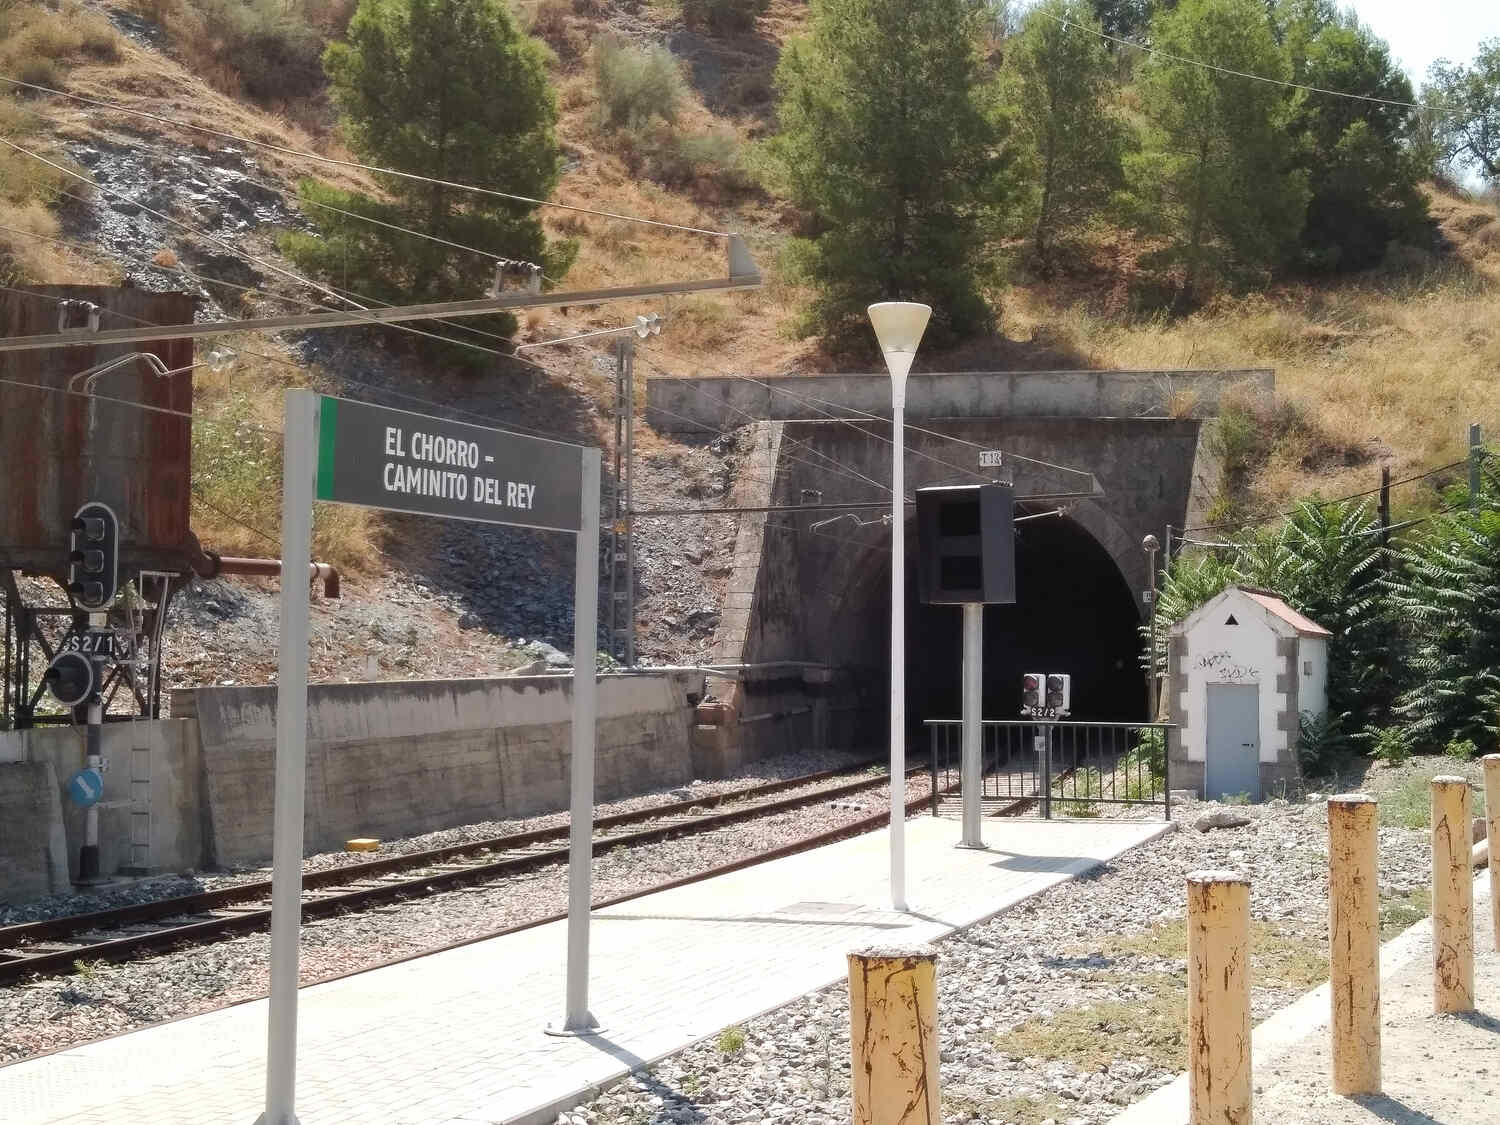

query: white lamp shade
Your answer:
[867,302,931,403]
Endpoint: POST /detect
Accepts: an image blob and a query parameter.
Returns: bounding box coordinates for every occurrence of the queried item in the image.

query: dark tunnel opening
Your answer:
[872,514,1147,733]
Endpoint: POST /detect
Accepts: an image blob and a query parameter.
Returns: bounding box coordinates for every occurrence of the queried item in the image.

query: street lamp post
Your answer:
[1142,534,1160,720]
[867,301,931,913]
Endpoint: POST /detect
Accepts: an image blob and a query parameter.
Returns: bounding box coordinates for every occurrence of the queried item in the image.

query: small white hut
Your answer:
[1167,585,1330,801]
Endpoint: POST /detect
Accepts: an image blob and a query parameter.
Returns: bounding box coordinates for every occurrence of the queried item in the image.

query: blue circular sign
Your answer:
[67,768,104,809]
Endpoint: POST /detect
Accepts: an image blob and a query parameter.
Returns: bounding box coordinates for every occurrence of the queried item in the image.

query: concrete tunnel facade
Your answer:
[650,370,1268,764]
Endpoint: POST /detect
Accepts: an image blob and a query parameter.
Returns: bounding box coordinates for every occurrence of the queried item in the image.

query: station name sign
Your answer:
[314,396,584,532]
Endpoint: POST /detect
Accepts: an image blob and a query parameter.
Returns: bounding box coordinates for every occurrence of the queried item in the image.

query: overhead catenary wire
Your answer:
[13,98,529,270]
[190,489,281,550]
[0,73,731,238]
[0,274,585,444]
[637,351,992,488]
[647,344,1097,482]
[642,395,898,499]
[55,183,521,354]
[1180,458,1472,535]
[0,139,526,363]
[1177,504,1465,552]
[1038,11,1430,112]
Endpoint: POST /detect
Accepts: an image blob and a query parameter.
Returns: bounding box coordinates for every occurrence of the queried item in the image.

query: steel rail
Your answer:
[0,760,905,981]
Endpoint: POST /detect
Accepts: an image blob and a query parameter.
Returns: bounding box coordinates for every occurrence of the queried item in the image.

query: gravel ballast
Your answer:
[0,752,926,1063]
[554,791,1436,1125]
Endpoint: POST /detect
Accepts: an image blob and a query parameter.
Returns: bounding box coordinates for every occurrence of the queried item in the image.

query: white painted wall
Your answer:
[1299,634,1328,725]
[1177,593,1287,765]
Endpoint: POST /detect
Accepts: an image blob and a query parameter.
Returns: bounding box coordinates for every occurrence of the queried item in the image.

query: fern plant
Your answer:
[1387,506,1500,752]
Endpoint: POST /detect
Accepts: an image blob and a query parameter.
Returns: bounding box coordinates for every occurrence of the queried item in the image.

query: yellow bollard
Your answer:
[1485,755,1500,952]
[848,944,940,1125]
[1187,870,1252,1125]
[1432,775,1475,1013]
[1327,794,1380,1095]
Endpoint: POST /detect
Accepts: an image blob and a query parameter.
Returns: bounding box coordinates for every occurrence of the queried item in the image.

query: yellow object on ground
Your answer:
[847,944,940,1125]
[345,838,380,852]
[1431,776,1474,1013]
[1484,755,1500,953]
[1328,794,1381,1096]
[1187,869,1251,1125]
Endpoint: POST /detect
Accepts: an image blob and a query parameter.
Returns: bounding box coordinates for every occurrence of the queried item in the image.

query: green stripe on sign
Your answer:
[315,395,339,499]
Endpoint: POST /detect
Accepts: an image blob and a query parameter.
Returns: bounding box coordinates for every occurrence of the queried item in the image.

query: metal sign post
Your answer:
[257,391,601,1125]
[260,391,316,1125]
[959,603,983,848]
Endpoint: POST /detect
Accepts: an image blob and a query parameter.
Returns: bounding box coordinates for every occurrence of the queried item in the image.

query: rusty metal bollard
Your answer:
[1432,775,1475,1013]
[848,944,940,1125]
[1485,755,1500,952]
[1328,794,1381,1095]
[1187,870,1252,1124]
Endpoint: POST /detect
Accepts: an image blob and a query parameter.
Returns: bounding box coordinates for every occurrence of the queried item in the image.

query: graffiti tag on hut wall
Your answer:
[1194,651,1259,683]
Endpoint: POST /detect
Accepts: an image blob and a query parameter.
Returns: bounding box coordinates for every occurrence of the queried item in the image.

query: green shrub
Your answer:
[593,36,685,132]
[130,0,325,104]
[1297,710,1349,776]
[682,0,768,34]
[1444,737,1480,761]
[1122,728,1166,800]
[618,120,749,192]
[1369,726,1410,765]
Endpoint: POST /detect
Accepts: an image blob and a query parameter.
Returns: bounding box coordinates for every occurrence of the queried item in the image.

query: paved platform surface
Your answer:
[1,814,1169,1125]
[1114,875,1500,1125]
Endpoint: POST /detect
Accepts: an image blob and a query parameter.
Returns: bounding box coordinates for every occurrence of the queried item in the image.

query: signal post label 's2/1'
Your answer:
[314,395,583,532]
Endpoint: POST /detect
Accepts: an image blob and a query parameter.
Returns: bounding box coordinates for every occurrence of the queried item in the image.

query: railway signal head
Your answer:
[43,651,95,708]
[915,483,1016,604]
[1022,673,1041,713]
[68,502,119,610]
[1045,673,1071,714]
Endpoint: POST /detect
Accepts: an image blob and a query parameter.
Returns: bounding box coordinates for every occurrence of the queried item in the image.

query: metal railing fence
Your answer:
[925,719,1172,820]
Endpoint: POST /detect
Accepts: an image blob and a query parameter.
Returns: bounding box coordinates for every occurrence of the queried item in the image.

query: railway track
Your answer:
[0,760,917,984]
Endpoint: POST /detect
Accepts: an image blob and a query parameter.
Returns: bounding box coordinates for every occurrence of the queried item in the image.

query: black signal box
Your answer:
[916,483,1015,604]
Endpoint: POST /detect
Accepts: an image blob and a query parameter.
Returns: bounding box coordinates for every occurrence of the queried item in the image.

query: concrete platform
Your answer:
[1113,875,1500,1125]
[0,814,1170,1125]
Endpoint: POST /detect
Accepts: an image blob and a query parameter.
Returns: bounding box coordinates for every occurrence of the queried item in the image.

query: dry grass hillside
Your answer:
[1,0,1497,547]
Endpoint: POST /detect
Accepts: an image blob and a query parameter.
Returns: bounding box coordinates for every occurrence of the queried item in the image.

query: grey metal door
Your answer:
[1206,683,1260,801]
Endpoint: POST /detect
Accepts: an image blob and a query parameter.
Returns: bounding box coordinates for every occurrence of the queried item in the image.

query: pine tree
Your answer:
[1120,0,1307,303]
[1005,0,1128,270]
[764,0,1022,345]
[1277,0,1428,272]
[279,0,571,349]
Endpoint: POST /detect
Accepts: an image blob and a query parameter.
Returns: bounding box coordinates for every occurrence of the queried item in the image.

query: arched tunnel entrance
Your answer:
[839,513,1147,735]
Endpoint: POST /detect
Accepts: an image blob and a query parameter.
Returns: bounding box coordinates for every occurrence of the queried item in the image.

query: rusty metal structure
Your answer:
[2,285,197,728]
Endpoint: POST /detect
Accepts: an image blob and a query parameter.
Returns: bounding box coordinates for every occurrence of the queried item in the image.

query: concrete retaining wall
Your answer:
[0,720,203,891]
[648,369,1275,434]
[1,672,704,901]
[177,672,701,868]
[0,760,70,902]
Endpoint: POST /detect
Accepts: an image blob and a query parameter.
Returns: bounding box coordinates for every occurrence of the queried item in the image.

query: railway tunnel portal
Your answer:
[646,368,1274,763]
